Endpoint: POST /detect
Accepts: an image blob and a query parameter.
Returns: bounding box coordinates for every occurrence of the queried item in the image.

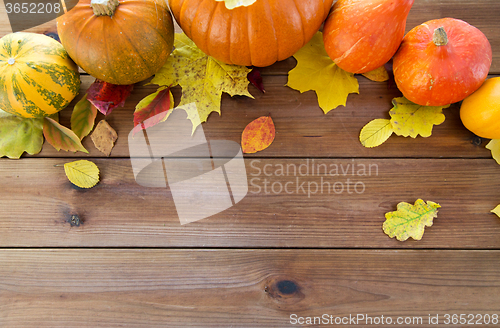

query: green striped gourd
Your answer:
[0,32,80,118]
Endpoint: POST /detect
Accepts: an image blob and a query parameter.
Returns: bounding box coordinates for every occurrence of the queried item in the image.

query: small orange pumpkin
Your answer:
[168,0,334,67]
[57,0,174,85]
[393,18,492,106]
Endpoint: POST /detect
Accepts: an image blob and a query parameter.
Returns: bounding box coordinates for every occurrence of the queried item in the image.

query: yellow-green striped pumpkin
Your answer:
[0,32,80,118]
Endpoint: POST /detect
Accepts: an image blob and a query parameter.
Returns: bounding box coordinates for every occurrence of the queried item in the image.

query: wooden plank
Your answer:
[30,75,495,159]
[1,158,499,248]
[1,249,499,327]
[1,0,499,74]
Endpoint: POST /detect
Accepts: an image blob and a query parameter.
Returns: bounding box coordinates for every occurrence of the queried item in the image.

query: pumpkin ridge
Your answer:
[264,0,280,64]
[290,0,307,45]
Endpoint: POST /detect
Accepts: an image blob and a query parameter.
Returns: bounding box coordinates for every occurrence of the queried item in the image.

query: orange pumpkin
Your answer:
[57,0,174,85]
[393,18,492,106]
[323,0,414,74]
[168,0,334,67]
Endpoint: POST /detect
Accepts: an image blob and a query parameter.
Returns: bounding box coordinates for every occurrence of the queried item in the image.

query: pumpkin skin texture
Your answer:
[393,18,492,107]
[460,77,500,139]
[57,0,175,85]
[323,0,414,74]
[168,0,334,67]
[0,32,80,118]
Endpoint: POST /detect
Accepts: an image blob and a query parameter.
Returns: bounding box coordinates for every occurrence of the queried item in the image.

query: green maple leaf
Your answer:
[389,97,448,138]
[383,199,441,241]
[287,32,359,114]
[150,33,253,132]
[0,110,44,159]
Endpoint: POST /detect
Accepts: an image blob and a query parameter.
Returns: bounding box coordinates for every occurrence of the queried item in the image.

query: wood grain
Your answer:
[1,249,499,327]
[0,158,499,248]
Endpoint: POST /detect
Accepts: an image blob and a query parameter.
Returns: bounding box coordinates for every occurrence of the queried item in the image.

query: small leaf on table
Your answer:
[133,87,174,135]
[383,199,441,241]
[359,119,394,148]
[43,117,88,153]
[0,110,44,159]
[241,115,276,154]
[287,32,359,114]
[91,120,118,157]
[486,139,500,165]
[71,94,98,140]
[492,205,500,219]
[361,65,390,82]
[64,160,100,189]
[87,79,133,115]
[389,97,447,138]
[248,68,265,93]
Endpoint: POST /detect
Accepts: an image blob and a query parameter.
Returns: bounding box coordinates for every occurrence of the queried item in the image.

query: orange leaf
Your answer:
[241,115,275,154]
[43,117,88,153]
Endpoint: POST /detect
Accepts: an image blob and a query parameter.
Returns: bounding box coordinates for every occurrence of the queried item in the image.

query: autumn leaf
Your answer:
[362,66,390,82]
[241,115,276,154]
[91,120,118,157]
[492,205,500,219]
[0,110,44,159]
[133,87,174,135]
[359,119,394,148]
[248,68,265,93]
[71,95,98,140]
[43,117,88,153]
[287,32,359,114]
[64,160,100,189]
[215,0,256,9]
[486,139,500,165]
[389,97,447,138]
[87,79,134,115]
[151,33,253,131]
[383,199,441,241]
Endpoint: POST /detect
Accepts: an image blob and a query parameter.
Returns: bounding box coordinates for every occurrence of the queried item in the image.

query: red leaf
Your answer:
[87,79,133,115]
[241,115,275,154]
[132,88,173,135]
[247,68,265,93]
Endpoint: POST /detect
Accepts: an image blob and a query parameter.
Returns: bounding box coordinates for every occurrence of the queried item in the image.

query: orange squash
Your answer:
[168,0,334,67]
[57,0,174,85]
[323,0,414,74]
[460,77,500,139]
[393,18,492,106]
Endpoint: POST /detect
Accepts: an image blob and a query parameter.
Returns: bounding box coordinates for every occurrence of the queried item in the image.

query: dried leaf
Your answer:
[0,110,44,159]
[360,119,394,148]
[486,139,500,165]
[71,95,98,140]
[389,97,447,138]
[362,65,390,82]
[43,117,88,153]
[215,0,256,9]
[492,205,500,218]
[151,33,253,131]
[241,115,276,154]
[133,87,174,135]
[248,68,265,93]
[64,160,100,189]
[87,79,134,115]
[91,120,118,156]
[287,32,359,114]
[383,199,441,241]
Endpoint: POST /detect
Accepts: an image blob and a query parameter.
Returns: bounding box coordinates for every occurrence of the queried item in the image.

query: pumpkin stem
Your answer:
[91,0,119,16]
[432,27,448,46]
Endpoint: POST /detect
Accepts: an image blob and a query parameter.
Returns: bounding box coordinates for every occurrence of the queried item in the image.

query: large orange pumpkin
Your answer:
[393,18,492,106]
[57,0,175,85]
[168,0,334,67]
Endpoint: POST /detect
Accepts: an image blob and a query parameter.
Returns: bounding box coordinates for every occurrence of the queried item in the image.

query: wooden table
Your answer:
[1,0,500,326]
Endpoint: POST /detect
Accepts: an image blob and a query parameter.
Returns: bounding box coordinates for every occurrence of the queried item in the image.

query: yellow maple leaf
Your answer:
[287,32,359,114]
[383,199,441,241]
[63,160,100,189]
[389,97,447,138]
[359,119,394,148]
[486,139,500,165]
[492,205,500,218]
[215,0,256,9]
[151,33,253,131]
